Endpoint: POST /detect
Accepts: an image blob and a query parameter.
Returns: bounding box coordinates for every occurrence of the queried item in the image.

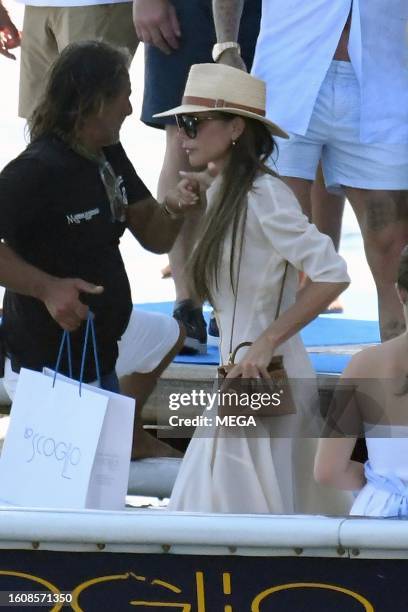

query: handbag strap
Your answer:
[53,311,101,394]
[274,261,289,320]
[228,251,289,365]
[228,203,248,357]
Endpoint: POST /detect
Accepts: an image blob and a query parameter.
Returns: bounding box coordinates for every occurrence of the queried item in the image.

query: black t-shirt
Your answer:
[0,135,151,381]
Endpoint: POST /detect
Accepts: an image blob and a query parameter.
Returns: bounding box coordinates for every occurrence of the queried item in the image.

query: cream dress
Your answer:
[169,173,353,515]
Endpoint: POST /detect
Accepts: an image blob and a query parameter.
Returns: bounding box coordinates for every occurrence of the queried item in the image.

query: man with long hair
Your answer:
[0,41,204,459]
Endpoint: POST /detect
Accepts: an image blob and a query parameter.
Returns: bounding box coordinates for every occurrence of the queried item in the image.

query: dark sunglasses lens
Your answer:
[179,115,197,139]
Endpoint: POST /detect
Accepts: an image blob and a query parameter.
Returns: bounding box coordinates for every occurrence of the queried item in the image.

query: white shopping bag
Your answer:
[0,314,135,510]
[0,367,107,509]
[0,368,135,510]
[43,368,135,510]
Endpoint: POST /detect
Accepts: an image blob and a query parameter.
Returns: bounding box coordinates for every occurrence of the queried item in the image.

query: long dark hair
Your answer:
[29,40,130,143]
[189,114,278,306]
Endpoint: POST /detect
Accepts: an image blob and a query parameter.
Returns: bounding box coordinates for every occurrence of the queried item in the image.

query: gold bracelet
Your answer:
[160,199,184,220]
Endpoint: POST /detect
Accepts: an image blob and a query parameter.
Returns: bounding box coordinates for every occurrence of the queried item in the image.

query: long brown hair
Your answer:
[29,40,130,144]
[189,114,278,306]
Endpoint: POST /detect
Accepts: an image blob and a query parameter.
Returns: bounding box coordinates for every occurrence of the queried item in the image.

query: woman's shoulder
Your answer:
[252,171,291,191]
[345,342,392,378]
[250,172,302,211]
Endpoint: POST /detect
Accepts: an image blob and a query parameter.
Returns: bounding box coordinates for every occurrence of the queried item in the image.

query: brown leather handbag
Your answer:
[217,206,296,418]
[217,339,296,417]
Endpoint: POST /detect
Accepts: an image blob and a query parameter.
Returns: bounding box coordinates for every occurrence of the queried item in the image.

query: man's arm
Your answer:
[0,242,103,331]
[212,0,246,69]
[0,1,20,60]
[127,163,219,253]
[127,196,185,254]
[133,0,180,55]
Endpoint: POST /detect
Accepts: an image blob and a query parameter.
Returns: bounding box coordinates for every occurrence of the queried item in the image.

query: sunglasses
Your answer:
[99,160,128,223]
[175,114,216,139]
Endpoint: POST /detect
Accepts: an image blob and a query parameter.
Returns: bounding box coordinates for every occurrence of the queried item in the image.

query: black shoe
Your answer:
[208,310,219,337]
[173,300,207,355]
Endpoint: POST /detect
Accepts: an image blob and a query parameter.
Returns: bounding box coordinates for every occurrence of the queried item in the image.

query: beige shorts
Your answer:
[19,2,138,118]
[3,308,180,402]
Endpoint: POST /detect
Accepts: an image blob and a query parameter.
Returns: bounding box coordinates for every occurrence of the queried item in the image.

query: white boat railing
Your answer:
[0,508,406,559]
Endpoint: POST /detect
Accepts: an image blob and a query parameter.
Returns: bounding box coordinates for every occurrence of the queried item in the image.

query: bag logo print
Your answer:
[24,428,81,479]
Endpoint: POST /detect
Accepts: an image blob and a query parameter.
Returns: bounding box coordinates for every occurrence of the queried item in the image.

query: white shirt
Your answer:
[252,0,408,144]
[208,174,350,365]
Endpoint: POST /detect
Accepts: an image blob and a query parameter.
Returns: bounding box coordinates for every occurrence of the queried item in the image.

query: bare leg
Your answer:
[345,187,408,341]
[120,323,186,460]
[281,175,313,218]
[312,164,345,251]
[312,164,346,312]
[280,176,315,296]
[158,125,204,304]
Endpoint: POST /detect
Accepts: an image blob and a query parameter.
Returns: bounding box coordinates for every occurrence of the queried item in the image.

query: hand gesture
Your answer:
[179,161,219,193]
[133,0,181,55]
[0,3,20,60]
[42,277,104,332]
[163,163,219,216]
[164,179,200,216]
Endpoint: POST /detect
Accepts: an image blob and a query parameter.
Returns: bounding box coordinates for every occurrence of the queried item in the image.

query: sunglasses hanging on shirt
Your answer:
[70,139,128,223]
[98,158,128,223]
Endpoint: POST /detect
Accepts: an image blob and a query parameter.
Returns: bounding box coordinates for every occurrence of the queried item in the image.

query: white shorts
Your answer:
[2,308,180,402]
[116,307,180,377]
[275,61,408,193]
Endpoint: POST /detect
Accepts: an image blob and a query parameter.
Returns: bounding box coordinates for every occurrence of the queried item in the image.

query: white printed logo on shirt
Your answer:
[66,208,100,225]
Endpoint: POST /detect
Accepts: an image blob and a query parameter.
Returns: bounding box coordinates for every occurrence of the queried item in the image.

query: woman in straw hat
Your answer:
[156,63,353,514]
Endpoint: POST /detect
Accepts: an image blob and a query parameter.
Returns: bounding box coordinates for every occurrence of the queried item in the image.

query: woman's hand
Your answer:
[165,178,200,216]
[179,161,219,193]
[164,162,220,216]
[226,333,276,380]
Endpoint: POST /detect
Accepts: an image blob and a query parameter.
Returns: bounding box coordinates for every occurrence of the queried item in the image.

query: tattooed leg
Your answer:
[345,187,408,341]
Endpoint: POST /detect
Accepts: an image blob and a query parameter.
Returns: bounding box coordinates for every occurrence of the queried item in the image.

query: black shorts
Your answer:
[141,0,262,128]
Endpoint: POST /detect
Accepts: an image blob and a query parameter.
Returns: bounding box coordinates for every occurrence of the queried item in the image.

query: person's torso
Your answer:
[207,176,307,370]
[365,428,408,482]
[1,137,133,379]
[252,0,408,142]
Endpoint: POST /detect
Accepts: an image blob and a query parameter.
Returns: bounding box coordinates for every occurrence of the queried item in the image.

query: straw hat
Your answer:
[154,63,289,139]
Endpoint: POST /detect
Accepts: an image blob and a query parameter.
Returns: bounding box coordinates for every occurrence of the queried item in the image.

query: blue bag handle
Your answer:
[79,311,101,395]
[53,330,73,384]
[53,311,101,395]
